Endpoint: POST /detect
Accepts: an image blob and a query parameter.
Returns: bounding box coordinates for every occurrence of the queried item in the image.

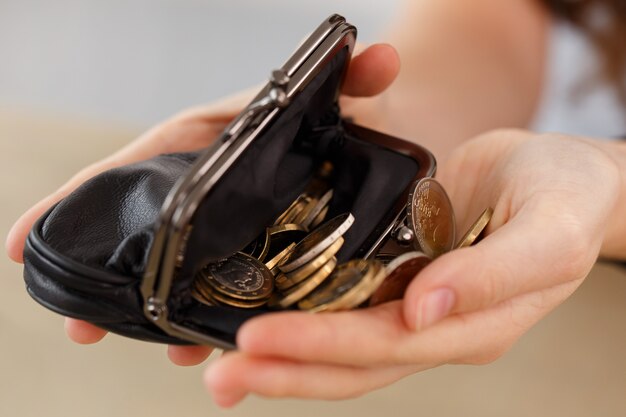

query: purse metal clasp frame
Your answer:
[139,15,357,349]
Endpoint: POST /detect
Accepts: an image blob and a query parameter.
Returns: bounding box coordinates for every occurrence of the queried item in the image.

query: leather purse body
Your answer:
[23,15,436,349]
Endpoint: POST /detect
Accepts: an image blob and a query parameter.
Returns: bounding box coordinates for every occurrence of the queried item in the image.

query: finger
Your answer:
[403,201,598,331]
[167,345,214,366]
[238,302,407,367]
[341,43,400,97]
[204,351,422,407]
[64,318,107,344]
[7,192,68,263]
[237,277,579,368]
[5,94,249,263]
[238,302,459,367]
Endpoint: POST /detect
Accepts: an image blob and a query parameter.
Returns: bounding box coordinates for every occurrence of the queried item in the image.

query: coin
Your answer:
[275,238,339,291]
[374,253,398,266]
[242,228,271,262]
[309,205,329,229]
[274,195,310,226]
[280,213,354,272]
[292,196,320,226]
[264,242,296,271]
[297,259,378,312]
[265,223,308,260]
[270,257,337,309]
[274,272,294,291]
[190,284,216,306]
[203,253,273,301]
[210,289,270,309]
[301,189,334,229]
[328,261,386,311]
[283,236,344,284]
[407,178,456,258]
[456,207,493,248]
[369,251,431,306]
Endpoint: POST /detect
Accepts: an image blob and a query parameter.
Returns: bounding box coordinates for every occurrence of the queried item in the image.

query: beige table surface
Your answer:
[1,108,625,417]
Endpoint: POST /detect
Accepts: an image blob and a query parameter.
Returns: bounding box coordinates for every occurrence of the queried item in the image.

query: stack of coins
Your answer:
[370,178,494,305]
[191,171,494,312]
[274,188,333,232]
[191,212,389,312]
[298,258,387,312]
[191,252,274,308]
[241,164,335,265]
[269,213,354,308]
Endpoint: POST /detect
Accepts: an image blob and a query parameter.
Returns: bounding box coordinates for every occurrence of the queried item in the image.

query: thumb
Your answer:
[342,43,400,97]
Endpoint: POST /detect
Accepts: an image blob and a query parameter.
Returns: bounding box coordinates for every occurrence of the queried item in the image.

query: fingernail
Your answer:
[415,288,455,331]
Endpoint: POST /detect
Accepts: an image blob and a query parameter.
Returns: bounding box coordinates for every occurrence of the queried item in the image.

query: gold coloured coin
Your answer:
[369,251,431,306]
[274,270,297,291]
[270,257,338,309]
[297,259,375,312]
[301,189,333,229]
[284,236,344,283]
[210,289,270,309]
[265,242,296,271]
[268,223,307,235]
[265,223,308,261]
[274,195,310,226]
[407,178,456,258]
[276,243,340,292]
[274,272,295,291]
[242,228,271,262]
[292,196,320,226]
[309,205,329,229]
[456,207,493,248]
[326,260,386,311]
[280,213,354,272]
[190,284,216,306]
[203,253,273,301]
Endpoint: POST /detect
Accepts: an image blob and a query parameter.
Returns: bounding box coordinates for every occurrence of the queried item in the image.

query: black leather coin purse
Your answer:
[23,15,436,349]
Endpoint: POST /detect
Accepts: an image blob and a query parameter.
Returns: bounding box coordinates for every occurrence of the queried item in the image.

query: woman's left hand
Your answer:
[203,129,622,407]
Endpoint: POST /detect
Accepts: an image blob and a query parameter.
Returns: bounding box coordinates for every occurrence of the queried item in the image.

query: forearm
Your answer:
[348,0,550,162]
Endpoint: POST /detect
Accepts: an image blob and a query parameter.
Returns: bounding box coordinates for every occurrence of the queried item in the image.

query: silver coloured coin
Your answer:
[280,213,354,272]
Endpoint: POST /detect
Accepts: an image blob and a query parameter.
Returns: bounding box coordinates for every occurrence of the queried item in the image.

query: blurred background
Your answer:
[1,1,625,416]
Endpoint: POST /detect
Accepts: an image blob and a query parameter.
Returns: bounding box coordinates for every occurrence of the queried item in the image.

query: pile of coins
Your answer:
[191,171,493,312]
[370,179,493,306]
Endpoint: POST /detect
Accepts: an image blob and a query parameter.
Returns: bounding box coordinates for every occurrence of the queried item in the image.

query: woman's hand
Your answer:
[203,130,622,406]
[5,44,401,364]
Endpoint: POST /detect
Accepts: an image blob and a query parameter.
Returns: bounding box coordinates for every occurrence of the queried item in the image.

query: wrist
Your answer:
[594,140,626,259]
